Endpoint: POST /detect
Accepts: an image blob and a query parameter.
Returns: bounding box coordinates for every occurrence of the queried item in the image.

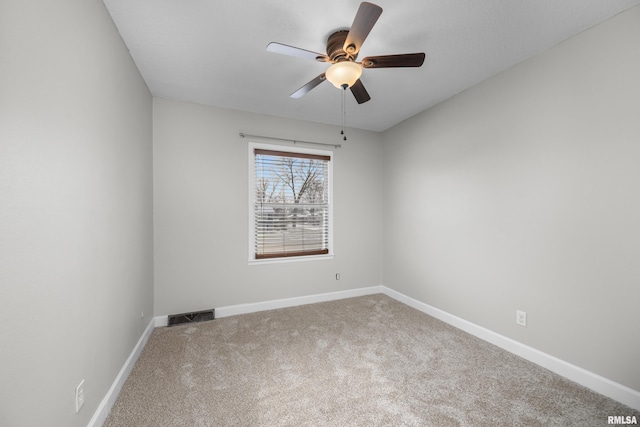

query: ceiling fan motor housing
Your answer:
[326,30,356,62]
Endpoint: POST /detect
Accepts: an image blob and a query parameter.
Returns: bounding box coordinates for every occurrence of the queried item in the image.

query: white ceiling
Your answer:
[103,0,640,132]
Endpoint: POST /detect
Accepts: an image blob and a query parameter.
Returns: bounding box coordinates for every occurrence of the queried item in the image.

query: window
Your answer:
[249,143,333,262]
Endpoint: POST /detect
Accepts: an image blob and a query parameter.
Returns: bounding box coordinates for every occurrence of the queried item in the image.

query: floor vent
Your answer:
[168,309,215,326]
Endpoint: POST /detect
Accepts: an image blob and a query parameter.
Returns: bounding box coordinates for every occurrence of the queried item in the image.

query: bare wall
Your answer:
[0,1,153,426]
[153,98,383,316]
[382,6,640,391]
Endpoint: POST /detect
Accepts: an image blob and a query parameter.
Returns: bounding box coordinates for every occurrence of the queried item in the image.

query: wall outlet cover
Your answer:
[516,310,527,327]
[75,379,85,413]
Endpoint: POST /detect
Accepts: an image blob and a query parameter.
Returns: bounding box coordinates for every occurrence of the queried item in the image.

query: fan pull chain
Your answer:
[341,85,347,141]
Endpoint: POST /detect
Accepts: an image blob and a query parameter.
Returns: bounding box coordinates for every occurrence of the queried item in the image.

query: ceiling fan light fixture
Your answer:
[325,61,363,89]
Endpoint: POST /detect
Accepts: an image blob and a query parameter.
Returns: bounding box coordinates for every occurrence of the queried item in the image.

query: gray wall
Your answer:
[0,1,153,426]
[382,6,640,391]
[153,98,384,315]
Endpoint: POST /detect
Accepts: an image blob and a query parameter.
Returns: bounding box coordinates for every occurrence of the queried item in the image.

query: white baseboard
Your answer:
[154,315,169,328]
[87,318,156,427]
[215,285,384,318]
[381,286,640,411]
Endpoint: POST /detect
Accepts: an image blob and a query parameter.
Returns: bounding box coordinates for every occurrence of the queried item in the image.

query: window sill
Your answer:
[248,253,334,265]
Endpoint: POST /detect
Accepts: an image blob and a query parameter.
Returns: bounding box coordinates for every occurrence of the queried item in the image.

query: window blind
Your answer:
[254,149,330,259]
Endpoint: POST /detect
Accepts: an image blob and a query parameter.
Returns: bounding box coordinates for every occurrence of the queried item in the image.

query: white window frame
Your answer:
[248,142,334,264]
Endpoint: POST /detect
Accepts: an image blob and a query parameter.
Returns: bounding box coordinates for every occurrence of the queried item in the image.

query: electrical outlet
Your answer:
[75,379,85,413]
[140,311,144,319]
[335,273,340,280]
[516,310,527,327]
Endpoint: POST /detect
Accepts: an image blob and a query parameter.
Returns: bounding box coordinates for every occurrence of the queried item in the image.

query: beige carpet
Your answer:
[104,294,639,426]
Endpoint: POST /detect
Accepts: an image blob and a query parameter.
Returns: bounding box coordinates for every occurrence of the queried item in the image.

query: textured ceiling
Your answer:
[103,0,640,132]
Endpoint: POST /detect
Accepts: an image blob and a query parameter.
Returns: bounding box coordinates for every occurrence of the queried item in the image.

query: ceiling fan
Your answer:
[267,2,425,104]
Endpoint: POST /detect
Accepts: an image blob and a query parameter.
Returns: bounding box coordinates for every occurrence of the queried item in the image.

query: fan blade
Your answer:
[350,79,371,104]
[267,42,330,62]
[344,2,383,56]
[291,74,326,98]
[361,53,425,68]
